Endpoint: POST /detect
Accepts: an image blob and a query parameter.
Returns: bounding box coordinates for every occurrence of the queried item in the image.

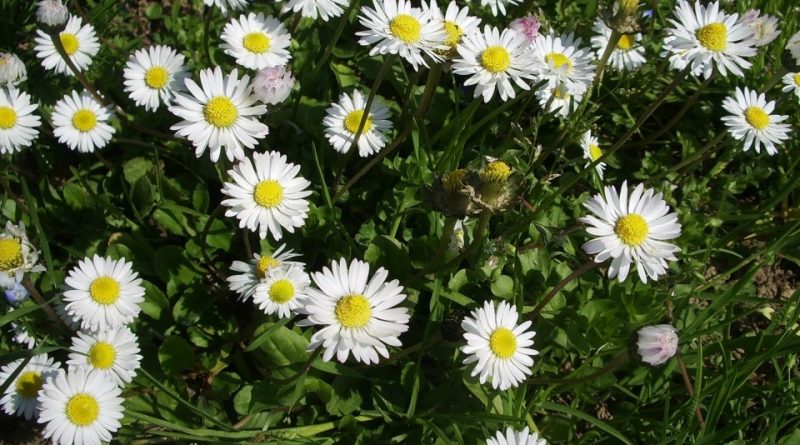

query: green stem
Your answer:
[527,350,629,385]
[200,204,227,285]
[348,55,395,155]
[21,277,63,328]
[530,260,598,320]
[428,216,458,270]
[139,368,232,430]
[202,6,213,65]
[309,0,361,78]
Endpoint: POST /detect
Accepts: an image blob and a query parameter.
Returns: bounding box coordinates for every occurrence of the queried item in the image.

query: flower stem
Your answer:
[22,278,64,328]
[428,216,458,270]
[530,260,598,320]
[527,350,629,385]
[309,0,361,78]
[676,351,706,428]
[202,6,214,66]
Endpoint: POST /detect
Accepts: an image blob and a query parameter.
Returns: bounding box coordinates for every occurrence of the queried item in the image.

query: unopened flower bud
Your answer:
[0,52,27,86]
[636,324,678,366]
[36,0,69,28]
[509,16,541,44]
[252,65,295,105]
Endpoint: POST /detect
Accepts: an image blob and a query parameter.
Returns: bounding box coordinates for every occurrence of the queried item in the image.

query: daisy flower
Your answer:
[580,181,682,283]
[36,0,69,27]
[0,354,60,420]
[0,87,41,155]
[51,90,116,153]
[356,0,446,70]
[252,66,295,105]
[37,368,124,445]
[34,15,99,76]
[227,245,304,301]
[452,25,534,103]
[169,67,269,163]
[739,9,780,47]
[123,45,189,112]
[281,0,350,21]
[253,265,310,318]
[721,86,790,156]
[591,18,646,71]
[580,130,606,178]
[487,427,548,445]
[782,71,800,99]
[0,221,45,289]
[461,300,538,390]
[204,0,248,15]
[323,90,393,157]
[67,326,142,387]
[480,0,520,17]
[531,31,596,96]
[662,1,757,79]
[0,52,27,86]
[297,258,410,364]
[63,255,145,332]
[221,13,291,70]
[221,151,312,240]
[422,0,481,57]
[536,83,581,118]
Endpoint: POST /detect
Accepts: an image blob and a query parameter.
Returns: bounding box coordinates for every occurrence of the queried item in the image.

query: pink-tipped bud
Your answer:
[252,66,295,106]
[636,324,678,366]
[36,0,69,27]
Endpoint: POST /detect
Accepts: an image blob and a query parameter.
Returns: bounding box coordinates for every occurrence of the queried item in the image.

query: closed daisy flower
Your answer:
[782,72,800,99]
[281,0,350,21]
[37,367,124,445]
[580,130,606,179]
[51,90,116,153]
[297,258,410,364]
[252,66,295,105]
[253,265,310,318]
[221,151,312,240]
[0,52,27,86]
[228,245,304,301]
[636,324,679,366]
[356,0,446,70]
[205,0,248,15]
[67,326,142,387]
[169,67,269,163]
[580,181,682,283]
[34,15,99,76]
[452,25,534,103]
[422,0,481,58]
[480,0,520,17]
[509,15,540,44]
[323,90,393,157]
[0,354,60,421]
[739,9,780,47]
[36,0,69,27]
[461,300,538,390]
[531,31,596,96]
[0,221,45,289]
[221,13,291,70]
[487,427,548,445]
[123,45,189,112]
[591,18,645,71]
[0,87,41,155]
[662,1,757,79]
[721,86,790,156]
[63,255,145,332]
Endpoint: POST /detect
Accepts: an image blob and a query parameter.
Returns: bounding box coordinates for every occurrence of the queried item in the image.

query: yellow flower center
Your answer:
[15,371,43,399]
[335,294,371,328]
[269,279,295,303]
[256,255,280,279]
[489,327,517,359]
[145,66,169,89]
[744,106,769,130]
[443,20,463,48]
[72,109,97,133]
[480,161,512,183]
[0,238,23,271]
[60,33,79,55]
[65,393,99,427]
[243,32,271,54]
[343,109,372,134]
[589,144,602,161]
[614,213,649,246]
[545,52,572,71]
[617,34,635,51]
[389,14,422,43]
[203,96,238,128]
[695,22,727,52]
[89,276,121,305]
[480,46,511,73]
[442,169,467,193]
[253,180,284,208]
[793,73,800,86]
[620,0,638,14]
[0,106,17,129]
[88,341,117,369]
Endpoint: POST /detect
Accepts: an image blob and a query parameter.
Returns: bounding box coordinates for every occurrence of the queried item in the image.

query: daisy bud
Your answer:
[427,169,479,217]
[473,160,519,213]
[252,65,295,105]
[36,0,69,28]
[739,10,780,47]
[610,0,641,34]
[636,324,678,366]
[509,15,541,44]
[785,30,800,70]
[0,52,27,86]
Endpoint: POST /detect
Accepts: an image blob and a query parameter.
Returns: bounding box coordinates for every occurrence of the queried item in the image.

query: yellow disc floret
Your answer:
[589,144,603,161]
[744,106,769,130]
[614,213,649,246]
[480,46,511,73]
[442,169,467,193]
[695,22,727,52]
[15,371,43,398]
[335,294,371,328]
[617,34,636,51]
[253,180,284,208]
[60,33,79,55]
[89,276,121,305]
[72,109,97,132]
[65,394,99,427]
[0,238,23,271]
[243,32,271,54]
[793,73,800,86]
[0,106,17,129]
[344,109,372,134]
[480,161,512,183]
[389,14,422,43]
[145,66,169,89]
[256,255,280,279]
[204,97,238,128]
[269,279,295,303]
[489,327,517,359]
[88,341,117,369]
[443,20,463,48]
[545,52,572,71]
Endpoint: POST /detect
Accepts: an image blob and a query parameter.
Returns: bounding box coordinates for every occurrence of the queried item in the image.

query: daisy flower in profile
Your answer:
[281,0,350,21]
[221,13,291,70]
[51,90,115,153]
[531,32,596,95]
[0,354,60,420]
[721,86,790,156]
[67,326,142,387]
[63,255,145,332]
[0,221,45,289]
[581,130,606,179]
[204,0,248,15]
[487,427,548,445]
[34,15,99,76]
[227,245,304,301]
[591,18,646,71]
[356,0,446,70]
[580,181,682,283]
[169,67,269,162]
[123,45,189,112]
[452,25,534,103]
[461,300,538,390]
[297,258,410,364]
[253,265,310,318]
[0,52,27,86]
[636,324,678,366]
[37,368,124,445]
[422,0,481,57]
[536,83,581,118]
[782,71,800,99]
[221,151,312,240]
[739,10,780,47]
[662,1,757,79]
[480,0,520,17]
[0,87,41,155]
[252,66,295,105]
[323,90,393,157]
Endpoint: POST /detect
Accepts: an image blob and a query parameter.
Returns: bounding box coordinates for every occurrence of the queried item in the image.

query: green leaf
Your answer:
[140,280,169,320]
[123,157,154,184]
[62,182,88,209]
[145,3,163,19]
[258,325,309,366]
[325,377,363,416]
[490,275,515,299]
[158,336,197,374]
